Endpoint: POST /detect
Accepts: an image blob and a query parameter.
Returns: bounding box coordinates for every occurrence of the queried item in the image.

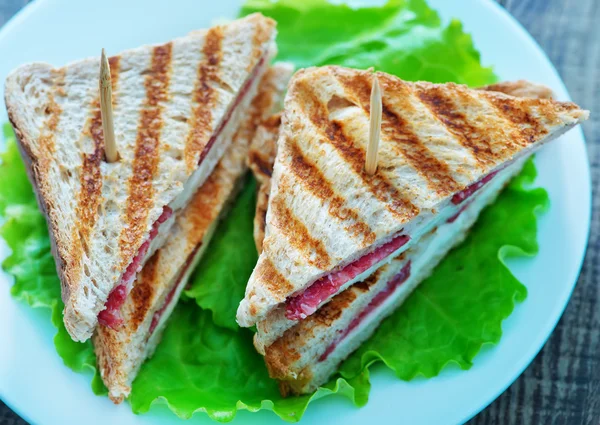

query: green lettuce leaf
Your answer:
[129,159,546,422]
[185,175,258,331]
[241,0,496,86]
[130,302,370,422]
[0,124,106,395]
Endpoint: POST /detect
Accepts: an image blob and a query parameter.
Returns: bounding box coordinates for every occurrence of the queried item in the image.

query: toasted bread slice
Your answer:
[256,82,562,394]
[250,79,563,350]
[265,157,526,394]
[93,63,291,403]
[4,14,276,341]
[237,66,588,330]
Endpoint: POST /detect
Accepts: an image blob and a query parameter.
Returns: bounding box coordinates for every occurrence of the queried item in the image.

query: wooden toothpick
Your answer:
[100,48,119,163]
[365,75,382,176]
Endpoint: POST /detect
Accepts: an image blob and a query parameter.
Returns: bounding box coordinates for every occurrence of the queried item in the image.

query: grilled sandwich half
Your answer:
[237,65,588,351]
[248,79,586,394]
[93,63,293,403]
[4,14,277,342]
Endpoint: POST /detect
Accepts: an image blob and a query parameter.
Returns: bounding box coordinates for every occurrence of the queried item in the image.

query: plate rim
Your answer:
[0,0,591,424]
[457,0,592,422]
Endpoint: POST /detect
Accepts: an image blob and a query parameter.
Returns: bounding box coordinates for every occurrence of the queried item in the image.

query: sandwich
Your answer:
[93,63,293,404]
[248,77,571,394]
[4,13,277,342]
[237,66,588,365]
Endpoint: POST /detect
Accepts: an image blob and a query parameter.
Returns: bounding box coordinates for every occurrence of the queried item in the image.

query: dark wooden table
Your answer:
[0,0,598,424]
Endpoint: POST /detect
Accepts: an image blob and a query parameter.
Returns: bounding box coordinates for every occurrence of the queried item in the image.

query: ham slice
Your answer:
[452,171,498,205]
[98,206,173,328]
[285,234,410,321]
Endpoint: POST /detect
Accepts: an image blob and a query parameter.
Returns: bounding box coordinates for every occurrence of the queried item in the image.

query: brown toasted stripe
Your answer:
[37,69,65,163]
[129,250,161,331]
[184,27,224,170]
[270,195,331,270]
[381,103,461,195]
[248,20,272,72]
[313,288,357,327]
[415,84,499,165]
[180,161,225,250]
[36,69,64,258]
[249,151,273,178]
[257,258,295,301]
[264,335,302,380]
[249,113,281,180]
[295,79,418,220]
[74,57,122,261]
[287,140,375,246]
[119,43,173,269]
[241,67,281,139]
[335,71,460,196]
[485,95,549,144]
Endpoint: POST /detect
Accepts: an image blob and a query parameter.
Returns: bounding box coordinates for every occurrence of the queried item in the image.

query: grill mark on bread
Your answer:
[381,102,460,195]
[34,69,65,270]
[37,69,65,167]
[129,250,161,331]
[249,18,273,72]
[120,43,173,269]
[73,56,122,263]
[485,95,549,144]
[295,79,418,220]
[249,113,281,180]
[313,288,356,326]
[181,164,225,250]
[264,335,302,379]
[255,258,294,304]
[415,84,497,165]
[249,151,273,178]
[270,195,331,269]
[287,140,375,245]
[184,27,224,170]
[335,71,460,195]
[480,81,554,100]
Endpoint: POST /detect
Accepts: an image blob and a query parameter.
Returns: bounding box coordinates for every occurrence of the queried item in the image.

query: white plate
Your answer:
[0,0,590,424]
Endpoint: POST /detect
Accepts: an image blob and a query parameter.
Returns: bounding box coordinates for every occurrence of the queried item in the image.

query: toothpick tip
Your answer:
[99,48,118,163]
[365,75,383,176]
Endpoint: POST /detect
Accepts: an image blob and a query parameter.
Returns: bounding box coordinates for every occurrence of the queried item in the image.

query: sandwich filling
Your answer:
[98,53,271,328]
[255,160,526,352]
[283,166,499,323]
[452,170,499,205]
[263,158,529,395]
[285,234,410,320]
[313,173,499,364]
[319,261,411,361]
[99,206,173,327]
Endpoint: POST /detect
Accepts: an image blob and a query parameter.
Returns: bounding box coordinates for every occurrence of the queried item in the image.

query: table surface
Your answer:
[0,0,598,424]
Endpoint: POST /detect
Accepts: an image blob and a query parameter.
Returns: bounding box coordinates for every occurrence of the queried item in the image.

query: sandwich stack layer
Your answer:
[4,14,277,341]
[94,63,294,403]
